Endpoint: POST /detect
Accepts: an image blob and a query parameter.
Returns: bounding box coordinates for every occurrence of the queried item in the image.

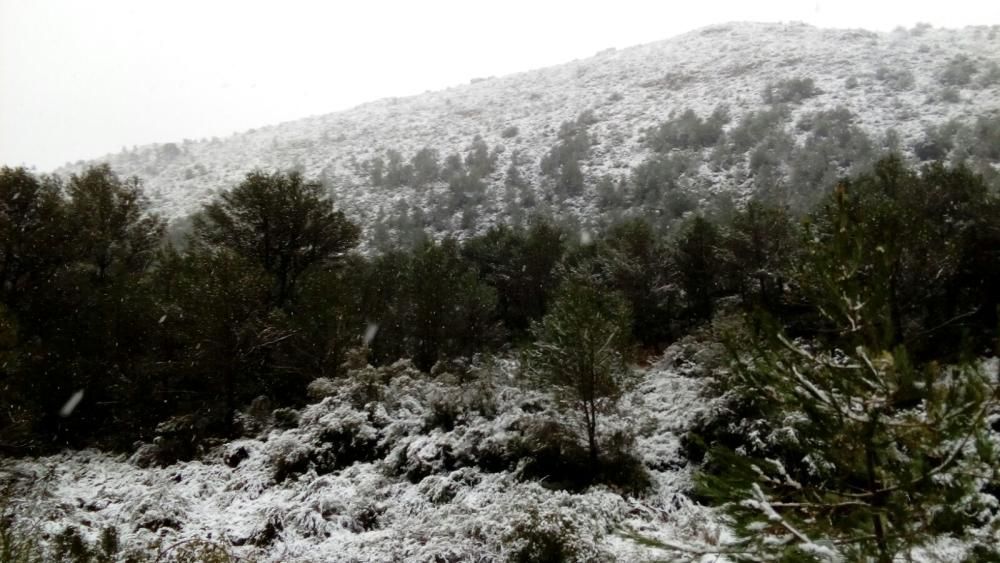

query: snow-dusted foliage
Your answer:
[0,353,717,561]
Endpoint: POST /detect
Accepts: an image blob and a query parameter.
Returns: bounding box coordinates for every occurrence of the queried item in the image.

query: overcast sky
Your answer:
[2,0,998,171]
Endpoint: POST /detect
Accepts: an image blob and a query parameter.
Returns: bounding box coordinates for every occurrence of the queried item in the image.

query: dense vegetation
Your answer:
[2,147,999,559]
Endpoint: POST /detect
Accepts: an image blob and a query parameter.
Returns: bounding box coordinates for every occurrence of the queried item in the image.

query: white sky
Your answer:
[2,0,998,171]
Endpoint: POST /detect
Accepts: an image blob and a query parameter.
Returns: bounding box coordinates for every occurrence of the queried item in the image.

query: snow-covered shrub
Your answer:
[52,525,92,562]
[312,404,380,473]
[762,76,819,104]
[644,107,729,152]
[160,538,235,562]
[976,61,1000,88]
[875,65,915,90]
[940,54,978,86]
[267,436,312,483]
[499,488,616,563]
[939,85,962,103]
[305,377,336,400]
[135,414,212,467]
[46,525,122,563]
[128,487,190,533]
[271,407,300,430]
[232,395,273,437]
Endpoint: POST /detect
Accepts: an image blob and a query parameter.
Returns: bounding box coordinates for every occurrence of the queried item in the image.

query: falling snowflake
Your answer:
[60,390,84,417]
[363,323,379,346]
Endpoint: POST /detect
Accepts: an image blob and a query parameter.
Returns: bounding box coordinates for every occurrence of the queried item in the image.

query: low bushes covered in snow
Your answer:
[1,353,713,561]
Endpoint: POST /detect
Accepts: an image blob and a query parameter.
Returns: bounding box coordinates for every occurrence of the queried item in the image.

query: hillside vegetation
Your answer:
[1,21,999,563]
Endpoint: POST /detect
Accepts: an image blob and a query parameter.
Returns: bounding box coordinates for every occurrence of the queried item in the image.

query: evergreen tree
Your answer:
[465,135,496,179]
[410,147,440,187]
[721,201,799,311]
[695,186,1000,562]
[0,167,68,311]
[194,170,360,308]
[807,157,1000,359]
[406,238,498,371]
[600,218,675,345]
[150,246,276,433]
[66,164,164,281]
[673,216,723,321]
[461,221,566,337]
[36,165,165,447]
[383,149,413,188]
[524,277,633,472]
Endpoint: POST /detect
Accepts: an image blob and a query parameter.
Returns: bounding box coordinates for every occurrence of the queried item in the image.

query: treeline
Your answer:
[1,156,999,465]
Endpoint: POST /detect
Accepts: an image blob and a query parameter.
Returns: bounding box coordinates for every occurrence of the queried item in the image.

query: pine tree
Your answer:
[673,216,723,321]
[524,277,633,473]
[194,170,360,308]
[695,186,1000,562]
[721,201,799,311]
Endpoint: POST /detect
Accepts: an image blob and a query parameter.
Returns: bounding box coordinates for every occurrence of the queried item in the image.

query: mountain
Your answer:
[57,22,1000,246]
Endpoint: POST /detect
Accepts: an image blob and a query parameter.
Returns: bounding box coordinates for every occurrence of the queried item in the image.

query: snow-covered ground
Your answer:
[3,351,997,561]
[1,354,723,561]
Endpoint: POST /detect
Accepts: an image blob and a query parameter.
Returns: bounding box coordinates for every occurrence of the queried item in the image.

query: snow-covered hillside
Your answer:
[55,22,1000,244]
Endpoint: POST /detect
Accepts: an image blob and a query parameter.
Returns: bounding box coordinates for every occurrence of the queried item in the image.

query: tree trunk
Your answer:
[586,403,599,480]
[866,414,891,563]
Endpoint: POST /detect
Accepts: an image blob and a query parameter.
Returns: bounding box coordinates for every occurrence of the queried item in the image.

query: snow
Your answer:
[4,350,998,560]
[1,351,720,561]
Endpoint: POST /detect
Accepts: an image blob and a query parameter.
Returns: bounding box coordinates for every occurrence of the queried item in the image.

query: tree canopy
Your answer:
[194,170,360,307]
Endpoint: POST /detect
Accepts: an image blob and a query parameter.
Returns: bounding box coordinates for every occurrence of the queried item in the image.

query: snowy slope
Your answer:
[54,22,1000,243]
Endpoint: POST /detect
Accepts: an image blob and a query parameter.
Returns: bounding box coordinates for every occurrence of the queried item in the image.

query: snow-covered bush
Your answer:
[875,65,915,90]
[133,414,213,467]
[267,436,312,483]
[762,76,819,104]
[940,54,978,86]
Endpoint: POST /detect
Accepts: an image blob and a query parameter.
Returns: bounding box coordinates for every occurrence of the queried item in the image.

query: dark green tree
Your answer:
[465,136,496,179]
[462,220,566,337]
[1,167,69,450]
[673,216,723,321]
[150,246,277,433]
[37,165,164,447]
[807,157,1000,358]
[406,238,498,371]
[281,256,368,379]
[66,164,164,281]
[194,170,360,308]
[600,218,675,345]
[0,167,68,311]
[383,149,413,188]
[540,114,593,198]
[721,201,799,311]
